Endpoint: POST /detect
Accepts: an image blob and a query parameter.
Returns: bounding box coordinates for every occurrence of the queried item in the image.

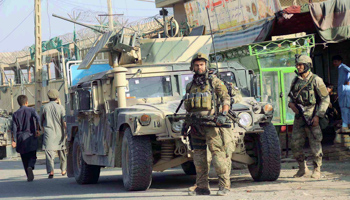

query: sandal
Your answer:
[48,174,54,179]
[61,171,67,176]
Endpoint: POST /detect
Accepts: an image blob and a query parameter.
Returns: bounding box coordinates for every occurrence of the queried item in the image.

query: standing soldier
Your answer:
[184,53,234,196]
[288,55,330,179]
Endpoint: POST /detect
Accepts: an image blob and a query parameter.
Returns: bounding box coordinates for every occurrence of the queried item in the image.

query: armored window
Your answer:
[77,89,91,111]
[127,76,172,99]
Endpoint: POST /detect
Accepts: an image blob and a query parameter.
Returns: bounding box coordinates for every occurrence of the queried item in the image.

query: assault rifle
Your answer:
[293,104,314,126]
[288,92,314,126]
[169,114,231,135]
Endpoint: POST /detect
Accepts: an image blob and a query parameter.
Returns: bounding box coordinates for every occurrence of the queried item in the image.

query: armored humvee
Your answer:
[65,32,281,191]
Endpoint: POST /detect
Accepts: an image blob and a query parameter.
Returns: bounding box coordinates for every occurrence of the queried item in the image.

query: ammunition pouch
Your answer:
[184,92,213,112]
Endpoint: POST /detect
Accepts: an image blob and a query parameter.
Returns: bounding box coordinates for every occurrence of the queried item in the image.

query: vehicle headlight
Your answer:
[172,120,184,133]
[238,112,253,127]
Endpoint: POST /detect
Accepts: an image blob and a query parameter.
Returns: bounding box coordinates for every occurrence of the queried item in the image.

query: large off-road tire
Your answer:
[181,161,196,175]
[122,127,152,191]
[73,136,101,184]
[247,123,281,181]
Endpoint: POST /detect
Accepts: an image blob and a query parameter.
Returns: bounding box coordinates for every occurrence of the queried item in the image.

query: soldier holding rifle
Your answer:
[183,53,235,196]
[288,55,330,179]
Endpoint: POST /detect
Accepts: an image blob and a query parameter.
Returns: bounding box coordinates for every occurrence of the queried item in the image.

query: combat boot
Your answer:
[311,166,321,179]
[293,161,309,178]
[217,187,230,196]
[188,187,210,196]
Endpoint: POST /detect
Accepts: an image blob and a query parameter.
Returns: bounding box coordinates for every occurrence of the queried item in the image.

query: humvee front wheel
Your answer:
[181,161,196,175]
[122,127,152,191]
[247,123,281,181]
[73,136,101,184]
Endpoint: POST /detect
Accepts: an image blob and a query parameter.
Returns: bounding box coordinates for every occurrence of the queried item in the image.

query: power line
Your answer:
[0,9,34,45]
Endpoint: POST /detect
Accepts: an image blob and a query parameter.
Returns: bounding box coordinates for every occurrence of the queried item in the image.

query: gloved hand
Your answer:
[216,115,227,126]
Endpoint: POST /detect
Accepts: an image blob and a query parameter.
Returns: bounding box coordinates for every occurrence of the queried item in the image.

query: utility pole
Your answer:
[60,47,69,112]
[107,0,114,31]
[34,0,42,113]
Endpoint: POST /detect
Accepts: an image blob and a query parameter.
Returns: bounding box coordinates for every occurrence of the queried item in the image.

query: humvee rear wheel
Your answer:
[181,161,196,175]
[73,136,101,184]
[247,123,281,181]
[122,127,152,191]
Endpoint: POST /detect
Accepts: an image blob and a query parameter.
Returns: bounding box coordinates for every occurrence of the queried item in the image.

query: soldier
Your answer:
[288,55,330,179]
[184,53,234,196]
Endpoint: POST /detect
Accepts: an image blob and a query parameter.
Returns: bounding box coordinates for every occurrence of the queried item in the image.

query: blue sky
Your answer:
[0,0,163,52]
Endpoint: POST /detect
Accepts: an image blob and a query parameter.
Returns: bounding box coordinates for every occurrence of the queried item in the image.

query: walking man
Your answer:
[332,55,350,132]
[288,55,330,179]
[184,53,234,196]
[40,89,67,179]
[11,95,40,182]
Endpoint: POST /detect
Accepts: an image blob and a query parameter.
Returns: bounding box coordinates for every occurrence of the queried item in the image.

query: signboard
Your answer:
[184,0,281,34]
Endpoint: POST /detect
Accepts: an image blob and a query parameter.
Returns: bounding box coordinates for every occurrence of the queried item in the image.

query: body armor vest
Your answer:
[290,75,316,106]
[184,82,214,113]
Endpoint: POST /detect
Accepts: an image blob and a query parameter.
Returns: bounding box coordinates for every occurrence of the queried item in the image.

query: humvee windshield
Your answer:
[127,76,172,99]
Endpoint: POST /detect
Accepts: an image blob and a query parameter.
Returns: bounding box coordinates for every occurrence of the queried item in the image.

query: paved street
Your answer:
[1,152,350,200]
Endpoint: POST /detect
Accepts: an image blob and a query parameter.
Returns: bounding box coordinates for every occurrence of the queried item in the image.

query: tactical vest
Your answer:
[290,75,317,106]
[184,82,214,112]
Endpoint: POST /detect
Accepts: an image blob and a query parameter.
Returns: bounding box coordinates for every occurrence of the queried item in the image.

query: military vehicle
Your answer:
[65,31,281,191]
[0,110,16,159]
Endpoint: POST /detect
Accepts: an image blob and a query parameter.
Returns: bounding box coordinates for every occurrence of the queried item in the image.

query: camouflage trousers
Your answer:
[291,117,323,167]
[190,125,235,189]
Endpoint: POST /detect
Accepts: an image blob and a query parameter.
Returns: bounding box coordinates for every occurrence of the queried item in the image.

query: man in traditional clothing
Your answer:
[40,89,67,179]
[11,95,40,182]
[333,55,350,133]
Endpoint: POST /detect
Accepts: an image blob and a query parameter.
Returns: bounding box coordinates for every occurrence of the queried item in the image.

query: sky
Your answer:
[0,0,165,52]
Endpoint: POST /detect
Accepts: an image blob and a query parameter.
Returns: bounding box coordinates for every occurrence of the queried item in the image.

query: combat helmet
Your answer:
[295,54,313,75]
[190,52,209,72]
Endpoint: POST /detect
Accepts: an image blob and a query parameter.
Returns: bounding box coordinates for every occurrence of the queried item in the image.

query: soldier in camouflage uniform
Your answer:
[288,55,330,179]
[185,53,233,196]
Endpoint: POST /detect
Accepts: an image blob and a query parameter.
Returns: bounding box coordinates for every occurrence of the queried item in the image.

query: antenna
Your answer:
[206,7,219,73]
